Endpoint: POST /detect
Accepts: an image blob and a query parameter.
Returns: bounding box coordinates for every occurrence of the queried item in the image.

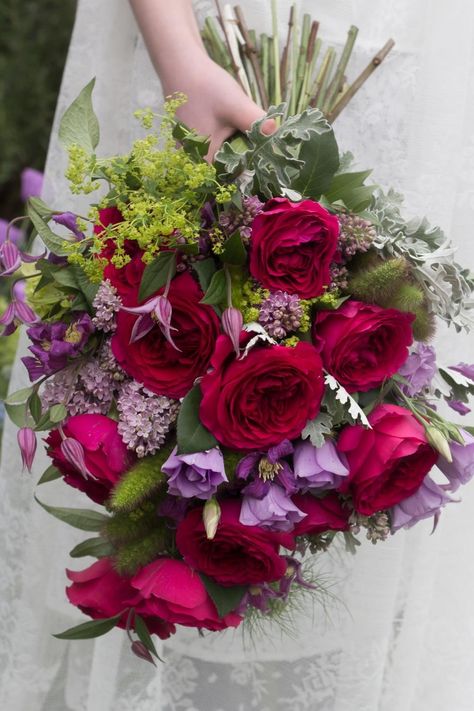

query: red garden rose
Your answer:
[337,403,438,515]
[292,492,350,536]
[176,499,294,586]
[313,300,414,393]
[249,197,340,298]
[131,558,242,631]
[112,272,220,398]
[66,558,175,639]
[199,336,325,451]
[46,414,134,504]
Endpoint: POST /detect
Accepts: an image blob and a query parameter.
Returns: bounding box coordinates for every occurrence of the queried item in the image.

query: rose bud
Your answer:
[222,307,243,356]
[17,427,37,472]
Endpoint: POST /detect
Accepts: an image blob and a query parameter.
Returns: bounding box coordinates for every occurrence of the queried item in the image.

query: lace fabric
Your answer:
[1,1,474,709]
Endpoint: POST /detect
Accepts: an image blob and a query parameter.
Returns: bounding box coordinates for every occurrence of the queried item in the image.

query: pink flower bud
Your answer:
[17,427,37,472]
[222,307,243,356]
[60,437,94,479]
[130,640,156,666]
[0,241,21,276]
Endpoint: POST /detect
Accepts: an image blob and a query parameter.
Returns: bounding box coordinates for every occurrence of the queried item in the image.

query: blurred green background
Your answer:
[0,0,77,440]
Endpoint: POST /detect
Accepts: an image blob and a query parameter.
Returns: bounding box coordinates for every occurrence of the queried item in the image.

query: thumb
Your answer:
[233,98,277,136]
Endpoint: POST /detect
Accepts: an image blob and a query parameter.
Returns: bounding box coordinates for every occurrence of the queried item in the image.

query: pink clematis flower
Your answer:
[121,294,180,350]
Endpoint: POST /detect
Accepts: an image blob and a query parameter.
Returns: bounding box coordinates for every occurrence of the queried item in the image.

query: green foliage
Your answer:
[199,574,247,618]
[192,257,217,292]
[37,465,62,485]
[220,231,247,266]
[138,251,176,302]
[35,497,109,532]
[53,613,123,641]
[109,445,174,513]
[114,526,168,575]
[348,256,410,305]
[323,170,376,212]
[200,269,226,306]
[176,385,218,454]
[410,307,436,341]
[104,502,159,544]
[69,536,115,559]
[59,78,100,153]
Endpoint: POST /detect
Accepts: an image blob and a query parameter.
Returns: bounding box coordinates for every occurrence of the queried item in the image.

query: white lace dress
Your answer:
[1,1,474,709]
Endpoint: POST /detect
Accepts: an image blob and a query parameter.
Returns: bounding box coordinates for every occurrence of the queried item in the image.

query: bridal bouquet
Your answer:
[2,7,474,664]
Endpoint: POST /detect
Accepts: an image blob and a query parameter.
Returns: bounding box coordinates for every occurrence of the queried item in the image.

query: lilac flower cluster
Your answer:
[92,279,122,333]
[219,195,264,242]
[398,343,437,397]
[329,262,349,291]
[116,380,179,457]
[258,290,303,339]
[338,213,376,260]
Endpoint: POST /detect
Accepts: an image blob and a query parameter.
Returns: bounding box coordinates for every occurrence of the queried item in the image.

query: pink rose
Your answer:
[249,198,340,298]
[46,414,134,504]
[131,558,242,631]
[313,300,414,392]
[337,404,438,515]
[66,558,175,639]
[292,493,349,536]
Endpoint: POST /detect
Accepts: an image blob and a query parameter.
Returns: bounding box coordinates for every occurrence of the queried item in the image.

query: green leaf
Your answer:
[69,537,115,559]
[172,121,210,161]
[5,386,34,405]
[134,614,161,659]
[138,251,176,302]
[27,203,72,257]
[289,121,340,199]
[28,392,43,423]
[220,231,247,266]
[70,265,99,307]
[37,465,62,485]
[29,197,54,220]
[4,402,27,428]
[199,574,247,618]
[200,269,226,306]
[176,385,218,455]
[53,613,122,640]
[193,258,217,292]
[301,413,333,448]
[323,170,376,212]
[50,403,68,423]
[59,78,100,153]
[35,497,109,531]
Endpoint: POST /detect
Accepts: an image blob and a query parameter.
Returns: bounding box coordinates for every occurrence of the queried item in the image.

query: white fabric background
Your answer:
[1,1,474,709]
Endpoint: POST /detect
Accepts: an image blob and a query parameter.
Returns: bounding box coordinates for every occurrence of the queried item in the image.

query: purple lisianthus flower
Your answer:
[52,212,85,240]
[437,430,474,491]
[21,167,43,202]
[162,447,227,499]
[398,343,437,396]
[22,313,94,381]
[293,439,349,491]
[240,482,306,531]
[391,476,455,533]
[450,363,474,381]
[236,439,297,495]
[446,399,471,416]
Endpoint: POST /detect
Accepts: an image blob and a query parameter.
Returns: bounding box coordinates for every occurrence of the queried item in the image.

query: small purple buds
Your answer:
[222,307,243,356]
[60,437,94,480]
[17,427,37,473]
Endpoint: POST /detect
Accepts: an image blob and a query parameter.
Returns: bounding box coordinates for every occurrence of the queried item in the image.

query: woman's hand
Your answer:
[129,0,275,158]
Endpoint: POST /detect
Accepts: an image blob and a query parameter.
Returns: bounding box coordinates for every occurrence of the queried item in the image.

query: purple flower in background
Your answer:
[279,556,315,598]
[92,280,122,333]
[0,219,22,245]
[21,168,43,202]
[22,313,94,381]
[398,343,437,396]
[293,439,349,491]
[0,240,40,277]
[450,363,474,381]
[236,583,280,614]
[52,212,85,240]
[437,430,474,491]
[0,281,38,336]
[391,476,455,532]
[162,447,227,499]
[240,482,306,531]
[236,440,297,495]
[157,495,189,526]
[258,290,303,339]
[447,399,471,416]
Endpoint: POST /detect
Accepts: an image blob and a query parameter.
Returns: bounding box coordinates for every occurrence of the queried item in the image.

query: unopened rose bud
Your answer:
[60,437,94,479]
[203,497,221,540]
[426,426,453,463]
[222,307,243,356]
[17,427,37,472]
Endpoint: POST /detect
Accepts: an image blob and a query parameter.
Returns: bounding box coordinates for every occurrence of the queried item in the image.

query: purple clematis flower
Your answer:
[398,343,437,396]
[22,313,94,381]
[236,439,297,495]
[0,240,40,277]
[52,212,85,240]
[391,475,455,533]
[21,167,43,202]
[121,294,180,350]
[293,439,349,491]
[279,556,316,598]
[221,307,243,356]
[240,482,306,531]
[0,281,39,336]
[437,430,474,491]
[236,583,281,614]
[162,447,227,499]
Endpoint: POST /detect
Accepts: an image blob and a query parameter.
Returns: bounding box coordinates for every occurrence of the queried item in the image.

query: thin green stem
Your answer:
[271,0,281,106]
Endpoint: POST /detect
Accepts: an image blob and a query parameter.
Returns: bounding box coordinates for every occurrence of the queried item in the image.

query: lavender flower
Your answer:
[391,476,455,532]
[447,399,471,416]
[258,290,303,339]
[52,212,85,240]
[22,313,94,381]
[219,195,264,242]
[92,280,122,333]
[329,263,349,291]
[450,363,474,381]
[437,430,474,491]
[21,167,43,202]
[162,447,227,499]
[116,381,179,457]
[240,482,305,531]
[293,439,349,491]
[338,213,376,260]
[398,343,437,396]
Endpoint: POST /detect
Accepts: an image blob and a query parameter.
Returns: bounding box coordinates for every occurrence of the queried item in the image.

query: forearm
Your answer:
[128,0,206,92]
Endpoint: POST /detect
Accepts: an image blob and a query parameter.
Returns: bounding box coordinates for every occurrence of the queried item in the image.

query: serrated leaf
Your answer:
[59,78,100,153]
[35,497,109,531]
[53,613,122,640]
[199,269,226,306]
[220,231,247,266]
[324,374,371,427]
[138,251,176,302]
[290,124,339,199]
[323,170,376,212]
[27,203,72,257]
[37,465,62,485]
[199,574,246,618]
[69,537,114,559]
[176,385,218,455]
[301,413,333,448]
[193,258,217,292]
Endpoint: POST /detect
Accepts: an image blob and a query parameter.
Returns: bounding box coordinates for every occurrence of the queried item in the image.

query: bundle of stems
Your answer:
[202,1,394,122]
